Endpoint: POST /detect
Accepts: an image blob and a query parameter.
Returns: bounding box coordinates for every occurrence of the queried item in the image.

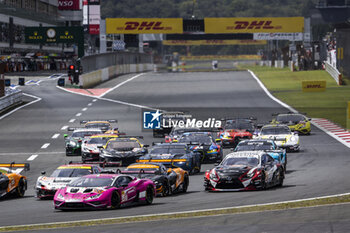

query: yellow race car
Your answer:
[81,134,121,162]
[271,113,311,135]
[123,162,189,196]
[0,163,29,198]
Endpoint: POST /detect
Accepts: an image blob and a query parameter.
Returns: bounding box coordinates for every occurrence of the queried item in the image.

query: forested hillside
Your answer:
[101,0,316,19]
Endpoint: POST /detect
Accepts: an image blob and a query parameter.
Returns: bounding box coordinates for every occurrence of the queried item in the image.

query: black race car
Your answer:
[122,162,189,196]
[153,112,188,138]
[99,137,148,166]
[178,131,223,163]
[204,151,284,191]
[138,143,201,174]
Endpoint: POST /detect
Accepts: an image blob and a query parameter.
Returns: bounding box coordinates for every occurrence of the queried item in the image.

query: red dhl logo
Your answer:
[117,22,172,31]
[227,21,282,30]
[306,84,322,88]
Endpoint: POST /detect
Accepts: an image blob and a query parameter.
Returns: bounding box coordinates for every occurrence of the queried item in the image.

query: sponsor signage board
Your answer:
[106,18,183,34]
[302,81,326,92]
[58,0,80,10]
[253,33,303,41]
[163,40,267,46]
[25,27,84,43]
[205,17,304,33]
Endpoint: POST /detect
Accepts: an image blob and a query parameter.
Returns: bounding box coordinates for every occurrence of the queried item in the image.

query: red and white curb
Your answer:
[248,70,350,150]
[312,118,350,148]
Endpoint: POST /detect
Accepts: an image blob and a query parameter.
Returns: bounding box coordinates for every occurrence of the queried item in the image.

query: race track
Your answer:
[0,71,349,231]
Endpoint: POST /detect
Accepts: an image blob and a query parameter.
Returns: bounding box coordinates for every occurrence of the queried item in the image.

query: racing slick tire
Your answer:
[259,172,267,190]
[145,185,154,205]
[16,178,26,197]
[277,170,284,187]
[162,180,171,197]
[182,175,189,193]
[111,191,121,209]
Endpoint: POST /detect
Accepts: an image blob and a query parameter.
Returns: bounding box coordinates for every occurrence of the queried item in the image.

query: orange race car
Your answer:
[122,162,189,196]
[0,163,29,198]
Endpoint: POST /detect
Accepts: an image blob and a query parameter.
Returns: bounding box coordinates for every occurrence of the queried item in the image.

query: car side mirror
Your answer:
[215,138,221,143]
[143,145,149,148]
[63,134,68,138]
[97,146,103,149]
[41,171,46,175]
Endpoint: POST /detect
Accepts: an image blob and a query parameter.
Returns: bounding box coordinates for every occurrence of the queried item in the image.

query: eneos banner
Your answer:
[58,0,80,10]
[205,17,304,33]
[106,18,183,34]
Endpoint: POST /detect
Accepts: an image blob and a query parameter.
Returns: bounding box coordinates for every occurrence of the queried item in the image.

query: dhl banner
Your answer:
[106,18,183,34]
[302,81,327,92]
[205,17,304,33]
[162,40,267,46]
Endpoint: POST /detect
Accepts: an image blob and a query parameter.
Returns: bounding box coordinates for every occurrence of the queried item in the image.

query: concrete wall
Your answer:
[80,63,153,88]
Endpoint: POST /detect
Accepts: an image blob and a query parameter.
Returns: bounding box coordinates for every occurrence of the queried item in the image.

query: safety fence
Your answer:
[0,90,23,113]
[325,61,342,85]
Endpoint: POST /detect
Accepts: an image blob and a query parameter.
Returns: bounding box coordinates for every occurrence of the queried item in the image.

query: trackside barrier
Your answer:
[325,61,342,85]
[0,90,23,112]
[79,63,153,88]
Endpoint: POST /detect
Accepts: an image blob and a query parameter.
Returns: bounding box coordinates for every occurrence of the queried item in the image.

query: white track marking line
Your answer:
[52,134,60,139]
[14,168,23,173]
[0,93,41,121]
[248,70,350,149]
[76,113,82,117]
[61,125,68,130]
[98,73,145,98]
[3,191,350,230]
[82,108,87,111]
[41,143,50,149]
[87,103,92,106]
[56,73,158,110]
[0,152,65,156]
[27,154,38,161]
[69,119,75,123]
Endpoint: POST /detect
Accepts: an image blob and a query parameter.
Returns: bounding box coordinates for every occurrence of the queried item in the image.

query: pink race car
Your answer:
[54,174,155,210]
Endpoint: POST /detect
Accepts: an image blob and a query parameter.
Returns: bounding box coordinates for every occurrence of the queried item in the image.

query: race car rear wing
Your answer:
[67,161,122,168]
[0,162,30,171]
[220,117,257,122]
[116,136,144,139]
[80,120,118,124]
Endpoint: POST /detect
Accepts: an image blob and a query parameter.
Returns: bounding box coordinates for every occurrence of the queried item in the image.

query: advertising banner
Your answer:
[205,17,304,33]
[58,0,80,10]
[25,27,84,44]
[163,40,266,46]
[106,18,183,34]
[302,81,327,92]
[253,33,303,41]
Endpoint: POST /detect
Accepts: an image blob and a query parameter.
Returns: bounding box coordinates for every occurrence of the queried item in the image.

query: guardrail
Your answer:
[0,90,23,113]
[325,61,342,85]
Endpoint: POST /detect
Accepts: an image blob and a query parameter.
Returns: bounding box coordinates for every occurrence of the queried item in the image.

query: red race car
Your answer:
[218,118,256,148]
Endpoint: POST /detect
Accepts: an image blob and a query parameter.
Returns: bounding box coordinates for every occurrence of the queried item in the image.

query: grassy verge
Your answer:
[241,66,350,128]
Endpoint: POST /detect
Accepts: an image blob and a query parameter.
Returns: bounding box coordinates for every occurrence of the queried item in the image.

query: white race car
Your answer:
[254,124,300,152]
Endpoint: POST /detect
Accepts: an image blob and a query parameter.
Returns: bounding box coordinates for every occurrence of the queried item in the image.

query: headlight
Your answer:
[289,136,297,143]
[154,181,159,185]
[209,169,219,181]
[208,149,217,153]
[86,193,102,200]
[69,141,77,147]
[36,181,44,187]
[56,193,65,200]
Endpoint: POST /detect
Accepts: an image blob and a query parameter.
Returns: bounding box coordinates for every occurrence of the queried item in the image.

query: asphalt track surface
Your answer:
[0,71,350,232]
